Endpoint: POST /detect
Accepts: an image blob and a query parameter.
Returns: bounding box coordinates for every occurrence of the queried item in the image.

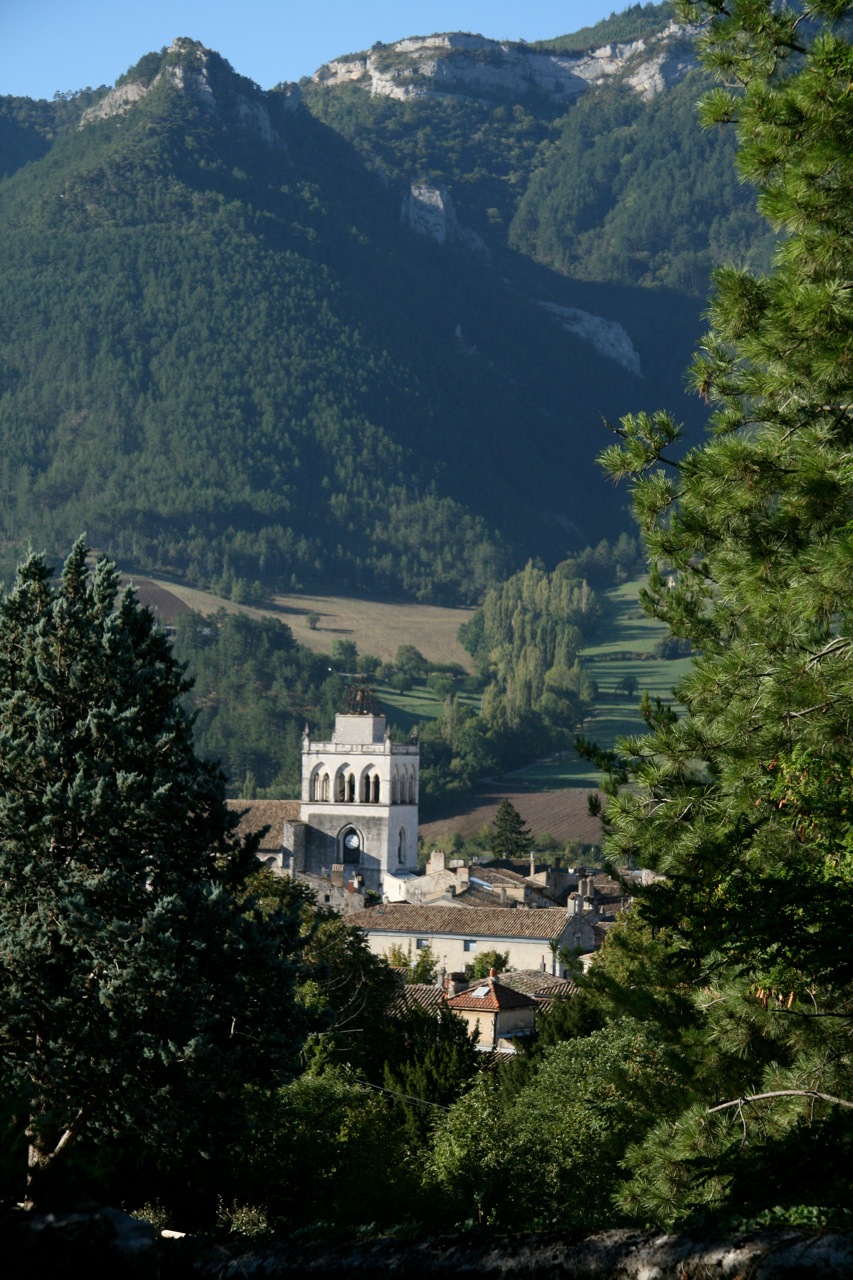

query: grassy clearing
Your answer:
[501,575,692,789]
[375,682,482,736]
[146,579,476,670]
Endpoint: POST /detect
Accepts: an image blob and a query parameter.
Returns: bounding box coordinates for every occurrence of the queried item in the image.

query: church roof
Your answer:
[226,799,301,852]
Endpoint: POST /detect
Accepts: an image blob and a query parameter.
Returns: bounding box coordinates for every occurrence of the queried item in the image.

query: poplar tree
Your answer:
[593,1,853,1223]
[0,542,301,1202]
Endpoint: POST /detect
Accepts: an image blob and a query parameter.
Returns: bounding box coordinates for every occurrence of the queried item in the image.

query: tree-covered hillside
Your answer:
[0,38,699,605]
[0,5,773,607]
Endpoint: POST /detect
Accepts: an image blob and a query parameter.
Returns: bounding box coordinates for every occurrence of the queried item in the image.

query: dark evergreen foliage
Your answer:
[586,0,853,1228]
[0,542,302,1205]
[491,799,533,860]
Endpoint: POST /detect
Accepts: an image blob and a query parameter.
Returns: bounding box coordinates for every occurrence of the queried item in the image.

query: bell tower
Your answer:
[296,682,419,893]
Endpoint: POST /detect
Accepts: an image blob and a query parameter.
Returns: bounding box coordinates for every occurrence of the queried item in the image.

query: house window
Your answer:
[415,938,428,950]
[463,939,477,952]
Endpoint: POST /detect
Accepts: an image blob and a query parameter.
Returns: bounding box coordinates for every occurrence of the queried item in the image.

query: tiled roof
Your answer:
[389,983,448,1017]
[347,902,570,942]
[468,865,531,888]
[445,886,519,909]
[227,799,302,851]
[446,978,537,1012]
[499,970,577,1000]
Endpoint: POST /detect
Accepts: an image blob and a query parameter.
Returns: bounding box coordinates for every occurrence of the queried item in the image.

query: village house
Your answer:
[344,901,595,976]
[445,970,538,1052]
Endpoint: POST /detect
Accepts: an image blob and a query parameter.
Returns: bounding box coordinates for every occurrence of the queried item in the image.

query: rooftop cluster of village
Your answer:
[227,689,643,1053]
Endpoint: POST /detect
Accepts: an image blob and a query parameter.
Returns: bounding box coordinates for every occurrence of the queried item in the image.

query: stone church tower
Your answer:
[285,683,420,894]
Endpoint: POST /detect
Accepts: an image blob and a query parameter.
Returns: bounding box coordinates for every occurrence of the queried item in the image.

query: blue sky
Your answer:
[2,1,635,100]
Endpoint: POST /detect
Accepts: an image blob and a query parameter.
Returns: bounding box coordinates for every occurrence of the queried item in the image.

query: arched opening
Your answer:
[347,773,355,803]
[372,775,380,804]
[341,827,361,865]
[321,773,330,801]
[397,827,406,865]
[310,770,320,801]
[408,771,416,804]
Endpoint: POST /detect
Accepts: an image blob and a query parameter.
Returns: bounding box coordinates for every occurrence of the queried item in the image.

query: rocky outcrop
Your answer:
[6,1211,853,1279]
[401,181,487,254]
[80,38,300,139]
[538,302,642,375]
[177,1226,853,1278]
[313,23,698,105]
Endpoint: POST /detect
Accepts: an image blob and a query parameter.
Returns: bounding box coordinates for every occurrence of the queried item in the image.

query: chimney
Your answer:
[428,849,446,875]
[530,850,536,877]
[457,866,470,887]
[331,863,344,888]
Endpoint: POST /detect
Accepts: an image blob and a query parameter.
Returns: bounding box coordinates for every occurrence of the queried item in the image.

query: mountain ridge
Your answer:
[310,20,698,106]
[0,4,769,604]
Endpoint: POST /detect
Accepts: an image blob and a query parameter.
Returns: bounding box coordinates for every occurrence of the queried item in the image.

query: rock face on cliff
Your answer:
[401,181,487,254]
[312,23,697,105]
[538,303,643,376]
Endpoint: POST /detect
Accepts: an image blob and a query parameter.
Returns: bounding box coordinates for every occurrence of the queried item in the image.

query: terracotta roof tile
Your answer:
[446,978,537,1012]
[347,902,570,942]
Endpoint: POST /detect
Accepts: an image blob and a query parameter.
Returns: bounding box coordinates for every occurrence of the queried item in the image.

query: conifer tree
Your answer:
[593,0,853,1224]
[0,542,301,1202]
[491,799,532,860]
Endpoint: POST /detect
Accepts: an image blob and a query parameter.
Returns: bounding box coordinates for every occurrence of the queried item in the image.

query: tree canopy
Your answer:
[590,0,853,1226]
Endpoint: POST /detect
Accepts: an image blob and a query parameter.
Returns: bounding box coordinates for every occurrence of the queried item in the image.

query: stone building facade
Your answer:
[284,688,420,895]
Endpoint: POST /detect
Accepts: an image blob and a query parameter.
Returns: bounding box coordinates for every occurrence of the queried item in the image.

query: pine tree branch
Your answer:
[806,636,853,668]
[708,1089,853,1115]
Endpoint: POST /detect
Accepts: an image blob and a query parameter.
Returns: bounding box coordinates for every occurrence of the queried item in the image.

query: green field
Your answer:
[500,576,692,789]
[374,682,481,737]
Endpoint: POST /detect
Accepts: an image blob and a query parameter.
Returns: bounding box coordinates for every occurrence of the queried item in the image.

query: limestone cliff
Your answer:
[312,22,697,105]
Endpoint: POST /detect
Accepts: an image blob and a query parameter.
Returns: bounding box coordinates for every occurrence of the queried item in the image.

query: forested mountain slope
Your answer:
[0,5,765,603]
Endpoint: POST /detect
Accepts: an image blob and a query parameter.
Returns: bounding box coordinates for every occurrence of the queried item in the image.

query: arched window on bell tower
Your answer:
[372,774,380,804]
[397,827,406,865]
[341,827,361,864]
